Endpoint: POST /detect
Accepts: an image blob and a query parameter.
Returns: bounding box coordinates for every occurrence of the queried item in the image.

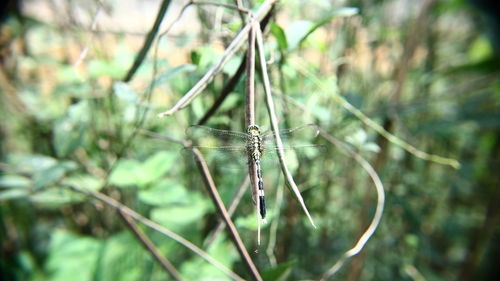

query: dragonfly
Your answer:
[185,124,322,222]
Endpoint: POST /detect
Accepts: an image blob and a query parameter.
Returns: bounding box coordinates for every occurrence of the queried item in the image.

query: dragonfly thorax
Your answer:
[246,125,264,161]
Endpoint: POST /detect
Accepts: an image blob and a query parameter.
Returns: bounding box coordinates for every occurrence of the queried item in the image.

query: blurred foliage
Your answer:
[1,0,499,281]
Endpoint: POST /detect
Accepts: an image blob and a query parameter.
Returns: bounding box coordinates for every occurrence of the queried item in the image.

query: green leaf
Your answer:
[95,232,146,281]
[33,161,78,189]
[139,151,176,185]
[271,23,288,52]
[235,212,272,231]
[88,59,120,78]
[346,129,368,147]
[61,174,104,191]
[218,94,241,112]
[468,36,493,63]
[363,142,381,153]
[57,65,85,83]
[405,234,419,248]
[29,188,78,207]
[53,119,87,157]
[11,154,57,173]
[138,179,188,206]
[87,45,132,79]
[108,159,141,187]
[109,151,176,187]
[196,46,221,69]
[53,100,91,158]
[113,81,137,103]
[190,50,201,65]
[151,193,210,229]
[150,64,196,88]
[46,229,102,281]
[0,189,29,201]
[222,57,241,75]
[286,20,314,50]
[0,175,31,189]
[262,261,295,281]
[152,205,207,227]
[286,7,358,50]
[68,100,91,123]
[181,237,238,280]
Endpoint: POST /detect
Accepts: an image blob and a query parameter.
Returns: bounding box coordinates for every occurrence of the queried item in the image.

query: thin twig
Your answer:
[266,175,284,266]
[157,0,277,118]
[244,16,265,244]
[197,8,274,125]
[269,90,386,278]
[317,130,385,280]
[123,0,173,82]
[108,0,175,169]
[155,0,251,41]
[254,22,317,228]
[245,15,256,126]
[66,185,245,281]
[193,0,251,13]
[291,59,460,169]
[74,2,102,68]
[191,148,264,281]
[233,0,247,22]
[139,129,188,146]
[118,211,185,281]
[198,56,246,125]
[126,0,256,145]
[204,175,250,249]
[139,130,255,261]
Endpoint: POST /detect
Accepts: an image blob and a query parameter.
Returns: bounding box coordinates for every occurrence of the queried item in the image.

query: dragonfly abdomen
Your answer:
[255,159,266,219]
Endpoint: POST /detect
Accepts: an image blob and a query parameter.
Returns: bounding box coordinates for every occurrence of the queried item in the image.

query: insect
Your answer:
[185,124,321,221]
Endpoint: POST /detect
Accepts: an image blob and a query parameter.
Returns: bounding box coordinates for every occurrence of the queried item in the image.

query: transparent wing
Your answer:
[184,125,251,170]
[182,124,324,170]
[261,124,320,144]
[181,147,251,172]
[258,144,326,169]
[186,125,248,139]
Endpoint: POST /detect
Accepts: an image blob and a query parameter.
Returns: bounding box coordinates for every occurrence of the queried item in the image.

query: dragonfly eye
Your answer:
[247,125,261,135]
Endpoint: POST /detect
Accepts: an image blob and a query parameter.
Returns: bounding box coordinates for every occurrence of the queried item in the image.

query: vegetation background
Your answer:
[1,0,499,280]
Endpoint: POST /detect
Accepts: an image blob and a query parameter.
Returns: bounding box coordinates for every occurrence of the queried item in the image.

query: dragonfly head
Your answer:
[247,124,261,135]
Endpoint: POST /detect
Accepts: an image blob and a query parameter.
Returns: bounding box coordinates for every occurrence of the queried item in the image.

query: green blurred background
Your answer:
[1,0,499,280]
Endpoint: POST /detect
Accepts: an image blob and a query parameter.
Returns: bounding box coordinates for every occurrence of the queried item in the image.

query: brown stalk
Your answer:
[204,175,250,249]
[254,23,316,227]
[139,130,260,277]
[318,129,385,280]
[157,0,277,118]
[267,89,386,279]
[348,1,436,280]
[123,0,172,82]
[118,211,185,281]
[191,148,263,281]
[67,185,245,281]
[244,17,265,244]
[197,7,274,126]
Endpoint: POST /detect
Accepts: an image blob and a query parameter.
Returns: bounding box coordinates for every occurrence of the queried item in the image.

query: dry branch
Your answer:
[118,211,185,281]
[191,149,263,281]
[318,130,385,280]
[157,0,277,118]
[197,2,274,125]
[255,23,317,227]
[124,0,173,82]
[204,175,250,249]
[67,185,245,281]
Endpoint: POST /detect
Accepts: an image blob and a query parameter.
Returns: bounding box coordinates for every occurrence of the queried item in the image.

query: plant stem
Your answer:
[191,149,263,281]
